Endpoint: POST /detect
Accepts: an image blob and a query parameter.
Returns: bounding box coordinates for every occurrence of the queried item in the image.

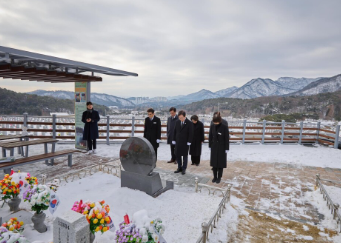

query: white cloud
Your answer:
[0,0,340,97]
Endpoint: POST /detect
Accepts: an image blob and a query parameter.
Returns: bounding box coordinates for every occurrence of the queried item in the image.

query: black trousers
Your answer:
[212,167,223,179]
[170,144,176,160]
[87,139,97,150]
[191,155,201,165]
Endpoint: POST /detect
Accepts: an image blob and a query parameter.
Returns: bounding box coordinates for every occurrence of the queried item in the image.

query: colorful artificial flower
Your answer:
[71,200,113,234]
[1,217,24,233]
[0,174,20,200]
[24,185,51,214]
[0,226,29,243]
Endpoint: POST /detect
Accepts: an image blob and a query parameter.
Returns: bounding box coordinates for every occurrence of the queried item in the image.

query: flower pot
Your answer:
[90,232,95,243]
[31,212,47,233]
[8,197,21,212]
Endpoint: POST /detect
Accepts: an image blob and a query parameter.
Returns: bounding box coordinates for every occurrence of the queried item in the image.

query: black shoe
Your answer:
[191,163,195,165]
[181,170,186,175]
[216,178,221,184]
[167,159,175,163]
[196,164,199,166]
[174,168,182,173]
[212,178,217,183]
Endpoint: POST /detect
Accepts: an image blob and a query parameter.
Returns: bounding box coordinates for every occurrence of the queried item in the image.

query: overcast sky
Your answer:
[0,0,340,98]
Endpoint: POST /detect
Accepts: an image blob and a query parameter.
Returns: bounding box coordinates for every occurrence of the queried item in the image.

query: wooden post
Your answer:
[316,121,321,144]
[242,120,246,144]
[334,125,340,149]
[132,116,135,137]
[280,120,285,144]
[201,222,208,243]
[261,120,266,144]
[298,121,303,145]
[52,114,56,139]
[106,115,110,145]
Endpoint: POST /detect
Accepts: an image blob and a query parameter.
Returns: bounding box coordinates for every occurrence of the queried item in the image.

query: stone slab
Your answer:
[53,210,90,243]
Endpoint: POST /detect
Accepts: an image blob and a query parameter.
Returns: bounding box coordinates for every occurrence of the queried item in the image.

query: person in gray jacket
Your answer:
[167,107,178,163]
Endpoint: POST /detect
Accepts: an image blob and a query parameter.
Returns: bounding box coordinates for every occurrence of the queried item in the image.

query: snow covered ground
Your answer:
[1,173,244,243]
[52,142,341,169]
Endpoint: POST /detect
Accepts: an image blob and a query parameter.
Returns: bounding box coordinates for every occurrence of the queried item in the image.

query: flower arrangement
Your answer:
[23,185,51,214]
[115,211,165,243]
[0,226,29,243]
[1,217,24,233]
[115,222,142,243]
[0,174,20,200]
[71,200,113,234]
[25,174,38,186]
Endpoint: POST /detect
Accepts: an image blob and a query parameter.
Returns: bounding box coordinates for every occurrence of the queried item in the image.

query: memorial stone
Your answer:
[120,137,174,196]
[53,210,90,243]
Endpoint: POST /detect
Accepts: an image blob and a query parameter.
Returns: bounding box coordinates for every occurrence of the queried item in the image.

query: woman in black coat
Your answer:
[82,102,100,154]
[190,115,205,166]
[209,114,229,184]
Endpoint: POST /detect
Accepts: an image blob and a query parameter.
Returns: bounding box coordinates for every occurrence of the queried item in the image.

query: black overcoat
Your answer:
[209,123,230,168]
[167,115,178,144]
[189,121,205,156]
[173,118,194,157]
[143,116,161,149]
[82,109,100,140]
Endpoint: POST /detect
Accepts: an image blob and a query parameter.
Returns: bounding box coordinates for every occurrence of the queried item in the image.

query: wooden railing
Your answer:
[0,114,340,148]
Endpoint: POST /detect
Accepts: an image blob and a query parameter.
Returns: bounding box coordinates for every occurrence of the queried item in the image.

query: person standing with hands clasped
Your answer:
[144,108,161,159]
[82,102,100,155]
[209,113,230,184]
[189,115,205,166]
[167,107,178,164]
[172,110,193,175]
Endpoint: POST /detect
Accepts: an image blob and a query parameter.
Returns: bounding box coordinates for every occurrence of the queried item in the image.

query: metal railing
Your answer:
[195,177,232,243]
[0,114,340,148]
[315,174,341,232]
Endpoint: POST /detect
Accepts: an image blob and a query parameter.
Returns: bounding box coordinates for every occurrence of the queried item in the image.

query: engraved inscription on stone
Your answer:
[53,210,90,243]
[120,137,156,175]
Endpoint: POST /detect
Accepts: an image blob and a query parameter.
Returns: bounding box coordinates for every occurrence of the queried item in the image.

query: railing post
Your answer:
[106,115,110,145]
[261,120,266,144]
[280,120,285,144]
[131,116,135,137]
[316,121,321,144]
[23,112,28,130]
[52,114,56,139]
[334,125,340,149]
[316,173,320,187]
[334,204,339,220]
[201,222,208,243]
[195,177,199,193]
[242,120,246,144]
[298,121,303,145]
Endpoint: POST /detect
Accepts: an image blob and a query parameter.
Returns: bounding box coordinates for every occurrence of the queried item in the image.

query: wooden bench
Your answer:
[0,149,81,174]
[1,138,58,158]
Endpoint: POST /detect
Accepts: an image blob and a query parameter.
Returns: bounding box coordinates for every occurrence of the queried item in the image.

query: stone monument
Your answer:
[120,137,174,196]
[53,210,90,243]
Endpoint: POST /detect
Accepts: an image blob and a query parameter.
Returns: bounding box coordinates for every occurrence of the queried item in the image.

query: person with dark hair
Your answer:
[189,115,205,166]
[144,108,161,159]
[209,113,230,184]
[172,110,193,175]
[82,102,100,154]
[167,107,178,164]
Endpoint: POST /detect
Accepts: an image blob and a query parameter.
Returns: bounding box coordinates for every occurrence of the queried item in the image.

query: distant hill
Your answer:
[0,88,109,115]
[28,90,135,108]
[180,90,341,121]
[288,74,341,96]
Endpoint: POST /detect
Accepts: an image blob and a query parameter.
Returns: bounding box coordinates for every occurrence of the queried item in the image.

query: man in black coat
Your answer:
[189,115,205,166]
[144,108,161,159]
[82,102,100,154]
[167,107,178,164]
[172,110,194,175]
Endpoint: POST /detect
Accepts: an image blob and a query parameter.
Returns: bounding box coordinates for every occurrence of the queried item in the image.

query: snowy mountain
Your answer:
[276,77,321,90]
[289,74,341,96]
[214,86,238,97]
[28,90,135,107]
[228,78,297,99]
[182,89,220,102]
